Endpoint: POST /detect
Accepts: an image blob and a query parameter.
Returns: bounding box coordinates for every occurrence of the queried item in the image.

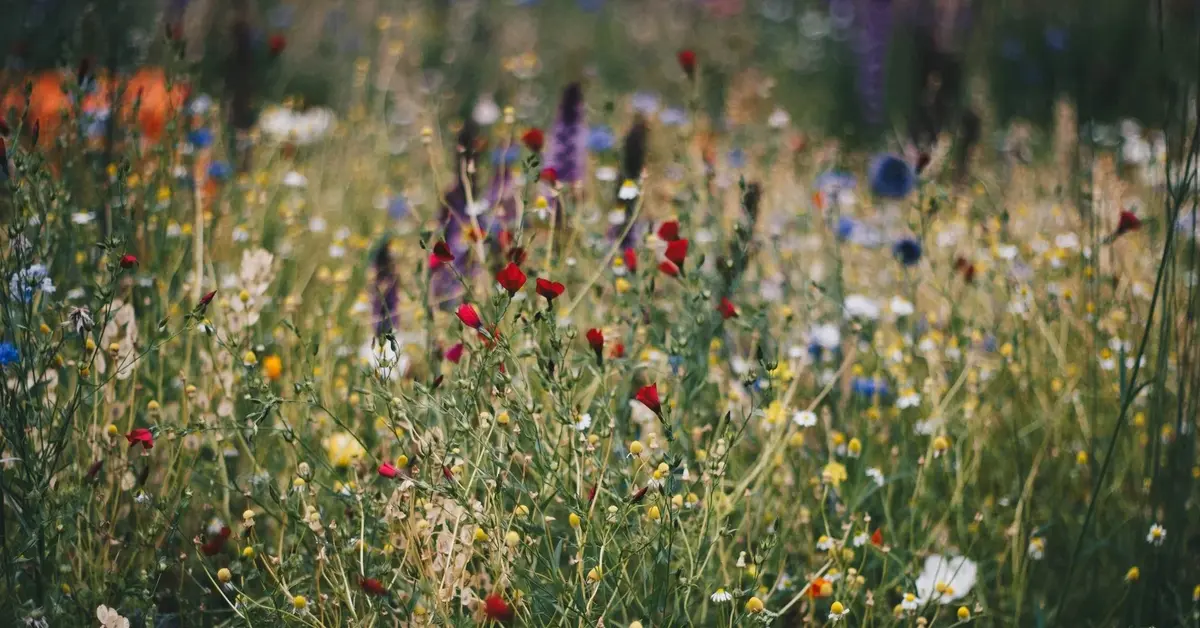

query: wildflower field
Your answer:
[1,1,1199,626]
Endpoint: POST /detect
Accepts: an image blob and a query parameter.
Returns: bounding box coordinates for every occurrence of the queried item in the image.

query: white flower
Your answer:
[815,535,835,551]
[618,180,640,200]
[595,166,618,182]
[472,95,500,126]
[900,592,922,612]
[852,532,869,547]
[360,338,409,381]
[283,171,308,188]
[710,588,733,603]
[889,296,914,317]
[97,605,130,628]
[9,265,56,302]
[71,211,95,225]
[915,555,977,604]
[1054,232,1080,250]
[1027,537,1045,560]
[768,107,790,128]
[829,604,849,622]
[810,324,841,351]
[844,294,880,320]
[897,390,921,409]
[793,410,818,428]
[607,209,627,225]
[574,413,593,432]
[189,94,213,115]
[1146,523,1166,546]
[865,467,885,486]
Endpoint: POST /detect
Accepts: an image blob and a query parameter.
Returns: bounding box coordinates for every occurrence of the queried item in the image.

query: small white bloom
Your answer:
[815,535,835,551]
[1146,523,1166,546]
[889,296,914,317]
[1055,232,1080,249]
[810,324,841,351]
[72,212,95,225]
[618,180,640,200]
[793,410,818,428]
[97,605,130,628]
[595,166,618,182]
[283,171,307,188]
[852,532,869,547]
[710,588,733,603]
[574,413,593,432]
[900,592,922,611]
[865,467,885,486]
[768,107,790,128]
[472,95,501,126]
[1027,537,1045,560]
[844,294,880,320]
[309,217,327,233]
[897,390,921,409]
[607,209,627,225]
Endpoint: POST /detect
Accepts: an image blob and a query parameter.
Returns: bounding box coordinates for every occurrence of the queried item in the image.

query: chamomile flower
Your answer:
[828,601,849,622]
[710,588,733,603]
[1028,537,1045,560]
[618,180,640,200]
[852,531,869,547]
[865,467,885,486]
[793,410,818,427]
[816,535,835,551]
[1146,523,1166,546]
[900,592,921,611]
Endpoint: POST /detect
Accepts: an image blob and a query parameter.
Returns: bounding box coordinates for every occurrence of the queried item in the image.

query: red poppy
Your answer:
[664,239,689,268]
[508,246,528,266]
[431,241,455,266]
[268,34,287,56]
[657,220,680,242]
[677,49,697,78]
[870,528,883,546]
[1116,210,1142,236]
[445,343,464,363]
[359,577,388,596]
[521,128,545,152]
[540,167,558,184]
[378,462,399,479]
[658,260,680,277]
[456,304,483,329]
[496,262,527,295]
[125,427,154,450]
[119,254,138,269]
[586,328,604,352]
[483,593,514,623]
[611,342,625,359]
[623,247,638,273]
[634,383,662,416]
[717,297,737,319]
[535,278,565,301]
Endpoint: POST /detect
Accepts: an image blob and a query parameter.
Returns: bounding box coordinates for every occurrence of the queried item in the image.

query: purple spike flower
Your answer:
[855,0,895,127]
[371,240,400,334]
[545,83,588,184]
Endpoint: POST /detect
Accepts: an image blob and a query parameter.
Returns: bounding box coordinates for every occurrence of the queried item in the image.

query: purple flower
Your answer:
[371,240,400,334]
[545,83,588,184]
[854,0,895,126]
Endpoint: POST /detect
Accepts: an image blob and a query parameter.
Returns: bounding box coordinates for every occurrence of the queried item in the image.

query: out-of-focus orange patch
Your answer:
[120,68,189,142]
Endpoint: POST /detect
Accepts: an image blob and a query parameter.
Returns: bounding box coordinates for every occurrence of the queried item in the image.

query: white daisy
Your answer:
[574,413,592,432]
[1146,523,1166,546]
[865,467,885,487]
[618,179,639,200]
[710,588,733,603]
[793,410,818,428]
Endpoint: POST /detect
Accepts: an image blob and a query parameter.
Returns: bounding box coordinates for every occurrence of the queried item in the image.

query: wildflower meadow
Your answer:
[1,1,1199,626]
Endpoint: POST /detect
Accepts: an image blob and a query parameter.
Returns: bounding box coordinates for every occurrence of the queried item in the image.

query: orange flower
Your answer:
[262,355,283,381]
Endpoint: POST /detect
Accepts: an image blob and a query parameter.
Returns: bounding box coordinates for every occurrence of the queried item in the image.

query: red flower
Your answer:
[445,343,464,363]
[677,49,697,78]
[268,34,287,56]
[808,577,831,599]
[535,278,565,301]
[359,577,388,596]
[483,593,514,623]
[540,167,558,184]
[197,290,217,311]
[498,229,513,250]
[623,247,638,273]
[495,262,527,295]
[586,328,604,364]
[431,241,455,266]
[664,239,689,268]
[657,220,680,242]
[125,427,154,450]
[634,383,662,417]
[201,525,231,556]
[870,528,883,546]
[456,303,483,329]
[378,462,399,479]
[658,260,680,277]
[1116,210,1142,236]
[611,342,625,359]
[119,254,138,269]
[521,128,545,152]
[508,246,528,266]
[717,297,737,319]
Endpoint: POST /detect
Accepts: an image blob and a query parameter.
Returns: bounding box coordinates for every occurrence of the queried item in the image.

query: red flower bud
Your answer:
[378,462,399,479]
[634,383,662,417]
[521,128,545,153]
[1116,210,1142,236]
[495,262,527,296]
[456,304,483,329]
[870,528,884,546]
[540,167,558,184]
[623,247,638,273]
[119,254,138,269]
[431,241,455,266]
[268,34,287,56]
[657,260,680,277]
[586,328,604,365]
[483,593,514,623]
[664,239,689,268]
[677,49,697,78]
[717,297,737,319]
[359,577,388,596]
[657,220,680,242]
[445,342,464,364]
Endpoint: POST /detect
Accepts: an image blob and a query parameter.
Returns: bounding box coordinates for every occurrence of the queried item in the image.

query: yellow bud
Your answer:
[569,513,581,528]
[629,440,644,456]
[1076,451,1088,465]
[106,424,118,436]
[647,505,661,521]
[505,530,521,547]
[292,595,307,610]
[745,596,764,613]
[242,546,255,559]
[396,454,409,467]
[957,607,970,620]
[587,566,603,582]
[217,568,232,583]
[474,528,489,543]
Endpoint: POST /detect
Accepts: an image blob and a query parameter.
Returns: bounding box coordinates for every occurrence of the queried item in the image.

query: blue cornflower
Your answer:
[728,148,746,169]
[836,216,857,241]
[586,126,615,153]
[388,196,409,221]
[851,377,889,399]
[892,237,922,266]
[0,342,18,367]
[207,161,232,181]
[868,153,916,199]
[668,354,684,375]
[188,128,214,148]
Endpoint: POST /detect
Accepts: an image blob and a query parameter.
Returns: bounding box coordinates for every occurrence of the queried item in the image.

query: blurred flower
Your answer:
[915,555,977,604]
[187,127,213,148]
[868,154,916,199]
[844,294,880,320]
[10,264,56,302]
[1028,537,1045,560]
[0,342,19,367]
[711,588,733,603]
[631,91,660,115]
[96,605,129,628]
[892,237,922,266]
[587,126,615,153]
[545,83,588,183]
[207,161,232,181]
[323,432,365,468]
[472,95,500,126]
[1146,523,1166,546]
[125,428,154,450]
[852,378,888,399]
[483,593,513,622]
[793,410,817,427]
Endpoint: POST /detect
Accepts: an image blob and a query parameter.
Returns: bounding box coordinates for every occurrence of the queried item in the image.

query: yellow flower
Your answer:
[473,528,489,543]
[242,350,258,367]
[822,461,848,488]
[217,568,232,583]
[106,424,118,437]
[615,277,632,294]
[932,435,951,453]
[647,505,661,521]
[763,401,786,427]
[847,438,862,457]
[629,440,644,456]
[587,566,604,582]
[1125,566,1140,582]
[262,355,283,381]
[957,607,970,620]
[292,595,307,610]
[831,601,845,615]
[323,432,366,468]
[569,513,581,528]
[242,546,255,559]
[745,596,764,613]
[505,530,521,547]
[1076,451,1088,465]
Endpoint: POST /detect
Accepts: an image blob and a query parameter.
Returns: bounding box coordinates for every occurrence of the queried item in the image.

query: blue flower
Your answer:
[851,378,889,399]
[669,354,684,375]
[982,335,998,353]
[632,91,661,115]
[388,196,410,221]
[892,237,922,266]
[586,126,615,153]
[492,146,521,166]
[9,264,55,303]
[816,170,857,192]
[207,161,232,181]
[836,216,857,241]
[868,154,916,199]
[728,148,746,168]
[188,128,214,148]
[660,107,688,127]
[0,342,18,366]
